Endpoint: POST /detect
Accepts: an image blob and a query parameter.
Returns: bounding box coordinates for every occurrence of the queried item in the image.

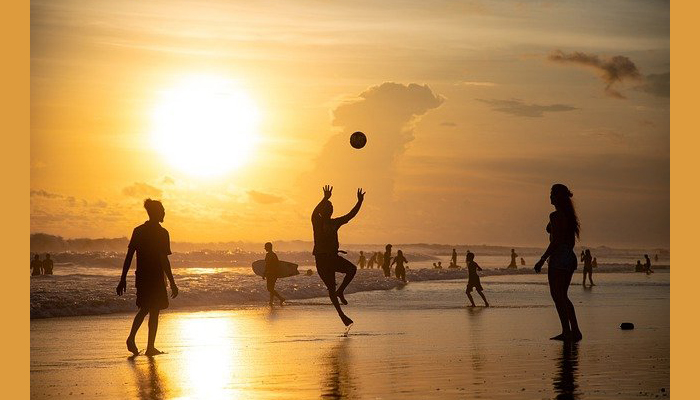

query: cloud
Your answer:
[248,190,285,204]
[459,81,497,87]
[162,176,175,185]
[441,121,457,127]
[476,98,577,117]
[637,72,669,98]
[30,189,63,199]
[122,182,163,199]
[305,82,444,203]
[548,50,641,99]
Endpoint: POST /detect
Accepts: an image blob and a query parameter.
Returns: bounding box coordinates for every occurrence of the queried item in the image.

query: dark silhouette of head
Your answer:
[511,248,515,253]
[467,252,475,262]
[144,199,165,222]
[318,200,333,220]
[45,253,51,260]
[644,254,649,259]
[33,254,40,261]
[397,250,404,257]
[549,184,580,239]
[264,242,273,252]
[360,251,364,255]
[386,244,392,251]
[437,261,442,266]
[585,249,591,256]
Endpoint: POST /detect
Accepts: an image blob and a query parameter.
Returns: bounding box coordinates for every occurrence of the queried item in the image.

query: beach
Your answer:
[31,271,669,399]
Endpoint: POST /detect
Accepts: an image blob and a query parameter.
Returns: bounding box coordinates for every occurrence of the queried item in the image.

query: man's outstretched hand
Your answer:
[116,278,127,296]
[323,185,333,200]
[357,188,365,202]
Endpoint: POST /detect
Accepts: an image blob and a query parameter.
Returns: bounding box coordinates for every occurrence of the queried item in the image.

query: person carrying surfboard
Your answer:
[311,185,365,327]
[262,242,286,306]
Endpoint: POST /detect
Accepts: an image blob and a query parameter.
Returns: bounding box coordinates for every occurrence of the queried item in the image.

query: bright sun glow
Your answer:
[151,75,261,177]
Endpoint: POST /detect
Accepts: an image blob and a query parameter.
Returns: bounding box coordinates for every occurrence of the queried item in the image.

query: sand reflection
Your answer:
[129,357,168,400]
[322,338,356,399]
[553,342,580,399]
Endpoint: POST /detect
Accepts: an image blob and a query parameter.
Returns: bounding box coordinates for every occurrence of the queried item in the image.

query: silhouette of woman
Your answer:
[507,249,518,269]
[391,250,408,283]
[581,249,594,286]
[534,184,582,342]
[358,251,366,269]
[450,249,458,268]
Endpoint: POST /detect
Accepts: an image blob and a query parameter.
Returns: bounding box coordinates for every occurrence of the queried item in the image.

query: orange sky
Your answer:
[30,0,669,247]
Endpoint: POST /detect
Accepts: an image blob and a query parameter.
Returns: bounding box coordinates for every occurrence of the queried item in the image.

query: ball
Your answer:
[350,131,367,149]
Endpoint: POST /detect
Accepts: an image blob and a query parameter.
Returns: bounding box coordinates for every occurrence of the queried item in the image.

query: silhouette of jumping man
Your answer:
[644,254,653,275]
[534,184,582,342]
[358,251,366,269]
[31,254,43,276]
[391,250,408,283]
[382,245,392,277]
[262,242,285,306]
[312,185,364,326]
[43,253,54,275]
[465,251,489,307]
[450,248,458,268]
[581,249,594,286]
[507,249,518,269]
[117,199,178,356]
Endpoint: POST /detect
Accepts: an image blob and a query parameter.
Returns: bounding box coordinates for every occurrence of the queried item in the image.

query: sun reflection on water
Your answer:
[175,313,246,399]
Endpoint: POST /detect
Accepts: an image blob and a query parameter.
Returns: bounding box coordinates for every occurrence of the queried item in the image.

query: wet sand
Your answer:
[31,272,669,399]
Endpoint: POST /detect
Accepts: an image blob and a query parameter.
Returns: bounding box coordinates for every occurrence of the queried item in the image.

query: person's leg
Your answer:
[318,257,353,326]
[145,309,163,355]
[477,289,489,307]
[549,269,570,340]
[562,270,582,341]
[582,271,587,286]
[466,289,475,306]
[335,256,357,305]
[127,308,148,355]
[589,270,594,286]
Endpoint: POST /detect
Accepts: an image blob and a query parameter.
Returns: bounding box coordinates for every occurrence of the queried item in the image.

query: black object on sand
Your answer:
[620,322,635,330]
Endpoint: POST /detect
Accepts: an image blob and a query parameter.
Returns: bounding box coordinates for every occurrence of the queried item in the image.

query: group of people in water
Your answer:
[111,182,647,355]
[30,253,54,276]
[355,247,408,282]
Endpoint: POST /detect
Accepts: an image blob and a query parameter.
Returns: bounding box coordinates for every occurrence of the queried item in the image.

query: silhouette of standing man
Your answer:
[31,254,43,276]
[43,254,54,275]
[312,185,364,326]
[117,199,178,356]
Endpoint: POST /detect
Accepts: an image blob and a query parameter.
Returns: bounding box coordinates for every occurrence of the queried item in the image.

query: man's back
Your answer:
[129,221,171,273]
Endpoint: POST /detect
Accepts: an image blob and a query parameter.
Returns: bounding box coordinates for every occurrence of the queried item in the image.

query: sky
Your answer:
[30,0,670,247]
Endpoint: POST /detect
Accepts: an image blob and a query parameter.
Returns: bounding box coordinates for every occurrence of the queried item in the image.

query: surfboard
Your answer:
[252,260,300,278]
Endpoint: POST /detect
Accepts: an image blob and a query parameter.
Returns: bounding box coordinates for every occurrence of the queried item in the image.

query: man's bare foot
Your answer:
[469,303,475,307]
[126,337,139,356]
[550,333,569,341]
[337,291,348,305]
[340,314,354,326]
[144,348,165,356]
[484,302,490,307]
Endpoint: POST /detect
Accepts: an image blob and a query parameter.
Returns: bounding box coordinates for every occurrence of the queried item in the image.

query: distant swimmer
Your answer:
[635,260,644,272]
[367,252,376,269]
[31,254,43,276]
[592,257,598,269]
[450,249,458,268]
[520,257,526,266]
[377,252,385,271]
[262,242,286,306]
[43,253,54,275]
[534,184,582,342]
[382,245,393,277]
[117,199,178,356]
[311,185,364,327]
[654,254,659,262]
[433,261,443,269]
[644,254,653,275]
[358,251,366,269]
[581,249,594,286]
[465,252,489,307]
[391,250,408,283]
[507,249,518,269]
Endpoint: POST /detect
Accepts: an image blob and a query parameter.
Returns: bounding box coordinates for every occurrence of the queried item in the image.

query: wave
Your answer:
[30,264,661,319]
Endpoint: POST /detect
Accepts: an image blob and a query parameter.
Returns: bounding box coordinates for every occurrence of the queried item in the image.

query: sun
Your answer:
[151,75,261,177]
